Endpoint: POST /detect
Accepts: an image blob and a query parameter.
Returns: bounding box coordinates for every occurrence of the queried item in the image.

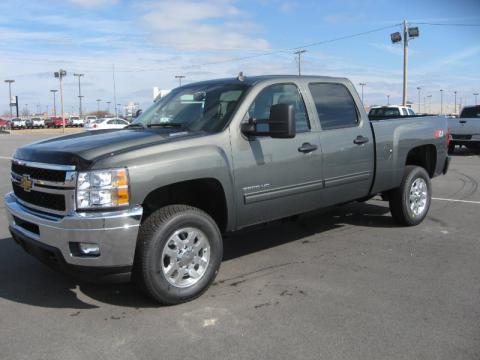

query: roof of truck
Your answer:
[180,75,350,87]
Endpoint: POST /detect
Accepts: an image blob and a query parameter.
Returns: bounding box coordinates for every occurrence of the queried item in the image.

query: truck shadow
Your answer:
[0,201,392,309]
[450,147,480,157]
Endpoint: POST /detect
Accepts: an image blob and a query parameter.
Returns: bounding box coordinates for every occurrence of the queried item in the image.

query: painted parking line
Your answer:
[432,197,480,205]
[0,156,11,160]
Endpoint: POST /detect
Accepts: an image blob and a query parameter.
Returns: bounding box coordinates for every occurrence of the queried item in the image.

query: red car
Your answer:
[0,118,11,129]
[45,117,67,128]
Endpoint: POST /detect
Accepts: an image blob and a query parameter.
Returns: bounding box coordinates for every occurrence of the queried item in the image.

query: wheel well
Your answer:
[405,144,437,177]
[142,178,228,232]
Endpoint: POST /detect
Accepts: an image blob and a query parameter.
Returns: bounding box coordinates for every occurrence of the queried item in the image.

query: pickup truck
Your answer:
[5,75,450,305]
[30,117,45,128]
[45,117,66,128]
[448,105,480,153]
[10,118,26,129]
[68,116,84,127]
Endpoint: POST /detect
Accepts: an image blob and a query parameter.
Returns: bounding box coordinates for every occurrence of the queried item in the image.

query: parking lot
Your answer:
[0,132,479,360]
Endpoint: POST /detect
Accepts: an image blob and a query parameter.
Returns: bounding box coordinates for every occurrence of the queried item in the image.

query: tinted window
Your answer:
[369,107,400,116]
[247,83,310,132]
[460,106,480,118]
[309,83,358,130]
[407,108,415,115]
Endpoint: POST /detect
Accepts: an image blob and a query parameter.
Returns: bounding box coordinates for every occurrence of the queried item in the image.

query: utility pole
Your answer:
[454,91,457,115]
[4,79,14,118]
[474,93,479,106]
[359,83,366,104]
[54,69,67,132]
[417,86,421,113]
[112,64,118,118]
[387,94,390,105]
[440,89,444,115]
[50,90,58,116]
[294,49,307,76]
[96,99,102,112]
[175,75,185,87]
[73,73,84,117]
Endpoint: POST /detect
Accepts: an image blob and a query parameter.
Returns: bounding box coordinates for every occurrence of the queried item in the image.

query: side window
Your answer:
[401,108,408,116]
[107,120,115,124]
[308,83,358,130]
[407,108,415,115]
[247,83,310,132]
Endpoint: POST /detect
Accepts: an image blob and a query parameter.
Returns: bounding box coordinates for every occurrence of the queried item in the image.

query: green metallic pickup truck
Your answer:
[5,75,450,304]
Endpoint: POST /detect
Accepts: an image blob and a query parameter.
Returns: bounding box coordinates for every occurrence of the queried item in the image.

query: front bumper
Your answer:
[4,192,143,281]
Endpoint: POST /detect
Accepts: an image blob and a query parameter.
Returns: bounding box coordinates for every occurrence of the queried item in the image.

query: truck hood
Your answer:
[14,128,202,169]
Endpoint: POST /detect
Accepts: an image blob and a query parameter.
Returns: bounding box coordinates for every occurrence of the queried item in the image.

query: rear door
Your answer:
[307,82,374,206]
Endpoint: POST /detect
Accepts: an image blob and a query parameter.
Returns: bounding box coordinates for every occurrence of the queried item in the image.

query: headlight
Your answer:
[76,168,129,209]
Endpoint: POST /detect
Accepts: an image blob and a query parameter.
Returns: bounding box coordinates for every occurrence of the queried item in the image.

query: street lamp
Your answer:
[106,101,111,114]
[4,79,15,118]
[440,89,444,115]
[96,99,102,112]
[50,90,58,117]
[175,75,185,87]
[294,49,307,76]
[73,73,84,117]
[387,94,390,105]
[474,93,479,106]
[427,94,432,113]
[358,83,366,104]
[416,86,421,113]
[54,69,67,132]
[454,91,457,115]
[390,20,420,106]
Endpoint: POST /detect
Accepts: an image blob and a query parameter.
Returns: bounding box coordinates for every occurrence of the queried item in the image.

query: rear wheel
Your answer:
[134,205,222,305]
[389,166,431,226]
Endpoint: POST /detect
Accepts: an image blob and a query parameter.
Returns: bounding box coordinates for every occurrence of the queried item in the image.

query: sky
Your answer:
[0,0,479,115]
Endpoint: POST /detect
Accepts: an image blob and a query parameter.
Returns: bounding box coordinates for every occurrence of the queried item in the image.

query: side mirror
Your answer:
[134,109,143,118]
[241,103,296,139]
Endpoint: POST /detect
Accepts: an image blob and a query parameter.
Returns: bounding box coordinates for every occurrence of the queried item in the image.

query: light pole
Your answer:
[359,83,366,104]
[427,94,432,113]
[54,69,67,132]
[106,101,111,114]
[390,20,419,106]
[50,90,58,117]
[474,93,479,106]
[73,73,84,117]
[96,99,102,112]
[417,86,421,113]
[175,75,185,87]
[294,49,307,76]
[440,89,444,115]
[4,79,14,118]
[387,94,390,105]
[454,91,457,115]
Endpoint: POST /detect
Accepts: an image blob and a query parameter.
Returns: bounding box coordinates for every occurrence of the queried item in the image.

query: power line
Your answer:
[411,22,480,27]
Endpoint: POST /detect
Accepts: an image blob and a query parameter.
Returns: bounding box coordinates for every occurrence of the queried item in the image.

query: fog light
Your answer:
[79,243,100,256]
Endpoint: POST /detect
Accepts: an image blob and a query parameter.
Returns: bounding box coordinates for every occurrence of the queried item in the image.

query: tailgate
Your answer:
[448,118,480,136]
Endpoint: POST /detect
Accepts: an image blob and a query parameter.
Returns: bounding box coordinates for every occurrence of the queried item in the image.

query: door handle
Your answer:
[459,120,467,124]
[353,135,369,145]
[298,142,318,153]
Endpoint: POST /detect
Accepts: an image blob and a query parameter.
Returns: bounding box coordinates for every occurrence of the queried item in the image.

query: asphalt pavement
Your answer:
[0,132,479,360]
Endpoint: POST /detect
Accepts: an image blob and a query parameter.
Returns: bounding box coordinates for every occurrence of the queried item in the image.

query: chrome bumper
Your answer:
[4,192,142,268]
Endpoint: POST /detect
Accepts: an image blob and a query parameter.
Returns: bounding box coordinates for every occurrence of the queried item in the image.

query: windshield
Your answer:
[133,82,250,132]
[70,117,80,120]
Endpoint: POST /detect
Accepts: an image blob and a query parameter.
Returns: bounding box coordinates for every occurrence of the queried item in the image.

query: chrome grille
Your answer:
[10,159,76,215]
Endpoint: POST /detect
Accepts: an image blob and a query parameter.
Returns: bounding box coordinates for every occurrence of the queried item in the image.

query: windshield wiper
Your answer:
[147,123,184,128]
[125,123,146,129]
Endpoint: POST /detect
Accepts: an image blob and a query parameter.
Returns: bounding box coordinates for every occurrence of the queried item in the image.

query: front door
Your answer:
[230,82,323,228]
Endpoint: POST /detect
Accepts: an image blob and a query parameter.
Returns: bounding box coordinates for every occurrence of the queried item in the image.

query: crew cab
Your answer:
[448,105,480,153]
[5,75,449,305]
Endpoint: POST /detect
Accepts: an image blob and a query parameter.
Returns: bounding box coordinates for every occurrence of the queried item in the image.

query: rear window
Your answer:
[369,107,400,117]
[460,106,480,118]
[309,83,358,130]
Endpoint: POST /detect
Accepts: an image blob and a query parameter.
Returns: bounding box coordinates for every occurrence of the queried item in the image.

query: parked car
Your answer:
[84,116,97,126]
[84,117,129,131]
[45,117,66,128]
[0,118,11,130]
[10,118,26,129]
[68,116,84,127]
[5,75,450,305]
[30,117,45,128]
[369,105,415,119]
[448,105,480,153]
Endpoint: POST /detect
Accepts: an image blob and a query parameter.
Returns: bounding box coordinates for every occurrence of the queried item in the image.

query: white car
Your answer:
[369,105,415,118]
[68,116,84,127]
[84,118,129,131]
[30,117,45,128]
[84,116,97,126]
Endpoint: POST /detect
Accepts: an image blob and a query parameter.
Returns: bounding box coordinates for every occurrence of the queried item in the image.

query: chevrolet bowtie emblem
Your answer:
[20,175,33,192]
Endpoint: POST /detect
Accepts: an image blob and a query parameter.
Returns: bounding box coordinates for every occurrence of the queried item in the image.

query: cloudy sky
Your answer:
[0,0,479,115]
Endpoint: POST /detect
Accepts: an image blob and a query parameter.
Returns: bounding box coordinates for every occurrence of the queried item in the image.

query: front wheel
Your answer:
[389,166,431,226]
[134,205,222,305]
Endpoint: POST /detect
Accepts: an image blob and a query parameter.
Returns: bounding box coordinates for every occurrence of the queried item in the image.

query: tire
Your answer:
[134,205,222,305]
[389,165,431,226]
[448,142,455,154]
